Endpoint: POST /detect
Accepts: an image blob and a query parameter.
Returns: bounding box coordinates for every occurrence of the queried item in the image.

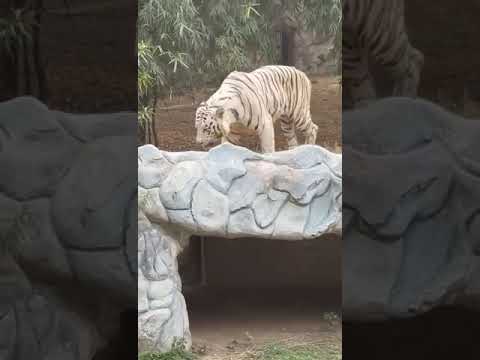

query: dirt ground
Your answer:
[185,288,341,360]
[153,75,342,153]
[0,1,137,112]
[406,0,480,114]
[177,235,341,359]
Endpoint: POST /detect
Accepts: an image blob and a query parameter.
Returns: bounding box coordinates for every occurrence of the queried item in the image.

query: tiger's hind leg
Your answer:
[392,46,425,98]
[343,41,376,109]
[280,115,298,149]
[345,72,376,109]
[297,112,318,145]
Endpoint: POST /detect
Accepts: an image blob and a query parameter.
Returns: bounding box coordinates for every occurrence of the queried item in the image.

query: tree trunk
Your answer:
[149,96,158,146]
[16,37,26,96]
[280,32,289,65]
[25,36,40,97]
[143,120,150,146]
[33,0,47,102]
[280,30,296,66]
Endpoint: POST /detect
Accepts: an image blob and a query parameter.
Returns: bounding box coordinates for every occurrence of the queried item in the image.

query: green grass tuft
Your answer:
[256,342,341,360]
[138,348,198,360]
[139,339,198,360]
[138,338,341,360]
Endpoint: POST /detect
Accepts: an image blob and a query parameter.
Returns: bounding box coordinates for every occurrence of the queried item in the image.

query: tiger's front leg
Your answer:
[302,113,318,145]
[221,133,241,146]
[258,116,275,153]
[220,118,233,145]
[304,122,318,145]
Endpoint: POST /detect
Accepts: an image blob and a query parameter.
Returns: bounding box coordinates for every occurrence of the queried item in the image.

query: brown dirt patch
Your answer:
[185,288,341,360]
[405,0,480,118]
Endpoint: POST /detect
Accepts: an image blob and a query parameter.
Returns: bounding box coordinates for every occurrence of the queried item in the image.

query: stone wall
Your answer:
[343,97,480,320]
[293,30,336,75]
[138,143,343,351]
[0,0,136,111]
[0,97,137,359]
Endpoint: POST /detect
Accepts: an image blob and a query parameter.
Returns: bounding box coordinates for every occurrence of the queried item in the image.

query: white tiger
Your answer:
[194,65,318,153]
[342,0,424,109]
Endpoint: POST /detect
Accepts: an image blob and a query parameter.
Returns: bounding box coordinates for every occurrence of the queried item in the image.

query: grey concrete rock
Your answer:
[138,272,150,314]
[148,278,175,301]
[227,208,274,238]
[166,210,198,233]
[56,111,137,142]
[52,136,137,250]
[252,191,289,229]
[263,144,342,174]
[0,97,136,359]
[228,172,264,212]
[0,97,81,200]
[138,141,342,352]
[137,221,190,352]
[140,187,169,224]
[304,189,341,238]
[271,165,333,205]
[343,97,480,321]
[203,143,260,194]
[0,255,102,360]
[19,199,72,279]
[191,180,229,235]
[160,161,204,209]
[272,201,310,239]
[343,232,404,320]
[139,143,342,240]
[163,150,207,164]
[126,195,138,276]
[138,145,174,189]
[0,194,23,253]
[68,248,136,303]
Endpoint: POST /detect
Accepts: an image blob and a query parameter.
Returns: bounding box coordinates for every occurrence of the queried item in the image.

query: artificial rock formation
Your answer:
[137,143,342,351]
[343,97,480,321]
[6,94,479,356]
[0,97,137,360]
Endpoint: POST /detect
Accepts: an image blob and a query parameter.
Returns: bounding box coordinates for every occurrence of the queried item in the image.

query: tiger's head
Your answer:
[194,102,223,148]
